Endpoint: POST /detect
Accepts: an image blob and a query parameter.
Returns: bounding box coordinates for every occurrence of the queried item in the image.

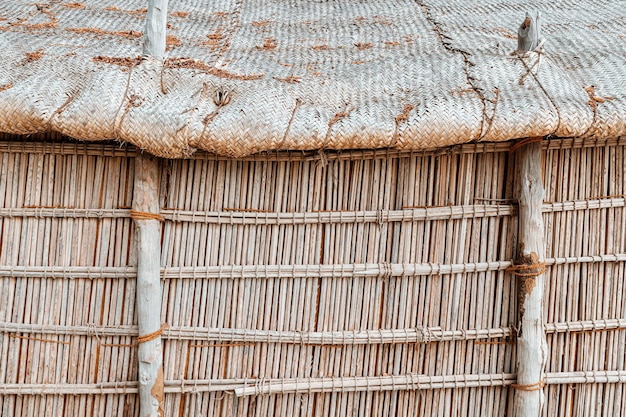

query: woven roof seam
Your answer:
[416,0,491,141]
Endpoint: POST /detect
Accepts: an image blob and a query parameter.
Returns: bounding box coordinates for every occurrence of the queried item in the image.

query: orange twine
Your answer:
[137,323,168,344]
[130,210,164,222]
[511,379,546,391]
[506,262,546,277]
[509,137,544,153]
[9,334,71,345]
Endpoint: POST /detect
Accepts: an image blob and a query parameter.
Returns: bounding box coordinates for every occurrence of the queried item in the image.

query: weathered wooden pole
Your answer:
[143,0,169,60]
[134,4,168,416]
[511,138,548,417]
[132,155,164,417]
[517,11,541,53]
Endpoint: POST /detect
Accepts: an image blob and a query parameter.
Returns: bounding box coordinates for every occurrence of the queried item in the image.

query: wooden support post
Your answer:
[133,155,164,417]
[517,11,541,53]
[143,0,169,60]
[512,139,548,417]
[135,1,168,414]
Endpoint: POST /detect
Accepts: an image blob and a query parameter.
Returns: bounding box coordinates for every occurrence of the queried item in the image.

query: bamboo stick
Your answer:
[234,370,626,397]
[1,253,624,279]
[1,317,624,343]
[1,370,625,396]
[133,155,164,417]
[3,196,626,224]
[513,140,548,417]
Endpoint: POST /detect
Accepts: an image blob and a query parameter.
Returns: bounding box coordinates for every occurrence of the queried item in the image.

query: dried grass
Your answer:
[354,42,373,50]
[170,11,189,18]
[23,19,57,30]
[164,57,210,71]
[127,8,147,15]
[257,38,277,50]
[166,34,182,48]
[584,85,614,108]
[395,104,414,123]
[67,27,142,39]
[328,111,349,126]
[92,55,142,67]
[164,58,264,80]
[0,83,13,92]
[104,6,146,16]
[25,50,44,62]
[274,76,301,83]
[63,2,85,9]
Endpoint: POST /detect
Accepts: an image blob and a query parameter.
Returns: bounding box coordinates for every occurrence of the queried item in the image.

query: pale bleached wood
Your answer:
[514,141,548,417]
[133,154,164,417]
[517,12,541,53]
[143,0,169,60]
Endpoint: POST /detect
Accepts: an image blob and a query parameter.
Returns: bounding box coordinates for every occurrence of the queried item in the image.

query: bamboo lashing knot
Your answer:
[137,323,168,344]
[507,261,546,277]
[417,326,431,343]
[379,262,393,278]
[511,379,546,391]
[376,209,384,226]
[316,149,328,168]
[130,209,164,222]
[509,136,543,153]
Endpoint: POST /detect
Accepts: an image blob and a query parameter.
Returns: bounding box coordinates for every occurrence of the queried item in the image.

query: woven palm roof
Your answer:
[0,0,625,157]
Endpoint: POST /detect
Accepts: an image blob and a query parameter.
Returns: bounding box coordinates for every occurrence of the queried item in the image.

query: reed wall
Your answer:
[0,133,624,417]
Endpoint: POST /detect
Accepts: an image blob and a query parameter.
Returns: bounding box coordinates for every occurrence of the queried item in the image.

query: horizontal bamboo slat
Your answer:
[1,197,624,223]
[1,370,625,396]
[1,318,624,343]
[0,253,624,279]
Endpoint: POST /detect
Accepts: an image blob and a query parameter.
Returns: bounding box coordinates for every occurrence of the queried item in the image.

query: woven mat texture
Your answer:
[0,0,624,157]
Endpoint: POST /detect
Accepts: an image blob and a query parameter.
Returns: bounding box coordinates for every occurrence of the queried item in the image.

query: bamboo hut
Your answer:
[1,1,625,416]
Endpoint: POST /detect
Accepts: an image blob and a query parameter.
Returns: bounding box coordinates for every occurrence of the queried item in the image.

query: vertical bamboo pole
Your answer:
[512,139,548,417]
[133,155,164,417]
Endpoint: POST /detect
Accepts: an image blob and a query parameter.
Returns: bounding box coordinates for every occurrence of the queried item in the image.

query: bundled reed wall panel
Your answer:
[1,134,625,417]
[0,134,139,417]
[542,143,626,417]
[158,148,516,416]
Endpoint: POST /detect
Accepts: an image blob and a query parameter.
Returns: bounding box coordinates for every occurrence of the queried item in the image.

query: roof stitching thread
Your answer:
[416,0,492,141]
[517,54,562,136]
[112,62,136,139]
